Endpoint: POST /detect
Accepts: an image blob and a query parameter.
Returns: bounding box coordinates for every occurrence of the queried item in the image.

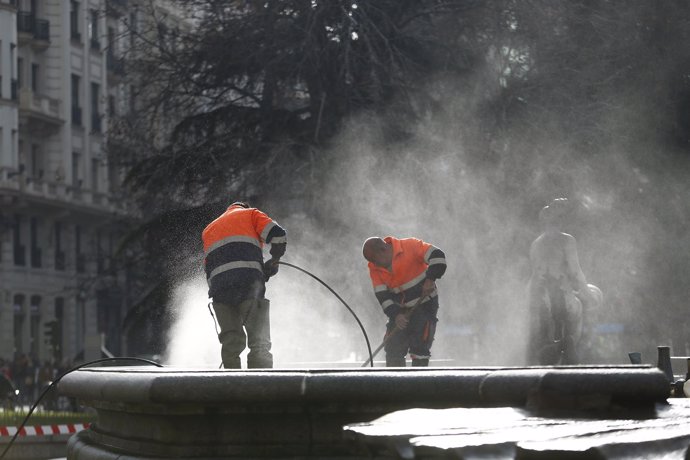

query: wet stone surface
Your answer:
[344,399,690,459]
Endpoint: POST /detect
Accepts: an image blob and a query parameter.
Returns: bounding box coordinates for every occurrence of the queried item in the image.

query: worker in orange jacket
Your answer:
[363,236,447,367]
[202,202,287,369]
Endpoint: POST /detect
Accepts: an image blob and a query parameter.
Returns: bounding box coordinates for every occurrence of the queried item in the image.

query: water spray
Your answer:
[278,261,374,367]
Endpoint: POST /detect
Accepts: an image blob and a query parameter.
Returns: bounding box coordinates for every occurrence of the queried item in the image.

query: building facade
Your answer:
[0,0,134,365]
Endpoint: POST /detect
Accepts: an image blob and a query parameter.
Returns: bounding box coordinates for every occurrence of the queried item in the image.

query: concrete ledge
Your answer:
[0,434,73,460]
[480,366,670,410]
[58,365,670,459]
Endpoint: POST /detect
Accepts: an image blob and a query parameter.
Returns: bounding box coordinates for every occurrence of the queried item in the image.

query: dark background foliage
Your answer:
[111,0,690,362]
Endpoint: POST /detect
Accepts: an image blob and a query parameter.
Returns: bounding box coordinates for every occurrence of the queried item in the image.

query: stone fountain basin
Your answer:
[58,365,670,459]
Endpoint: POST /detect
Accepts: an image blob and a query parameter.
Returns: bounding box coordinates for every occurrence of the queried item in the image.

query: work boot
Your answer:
[222,356,242,369]
[247,350,273,369]
[386,356,406,367]
[411,358,429,367]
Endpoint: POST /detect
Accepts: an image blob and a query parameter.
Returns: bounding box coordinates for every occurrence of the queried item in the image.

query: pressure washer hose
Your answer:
[208,261,374,368]
[2,262,375,457]
[278,261,374,367]
[0,357,164,460]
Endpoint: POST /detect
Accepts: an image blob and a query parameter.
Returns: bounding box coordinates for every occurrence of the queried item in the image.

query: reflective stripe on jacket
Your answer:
[368,236,446,313]
[202,205,287,303]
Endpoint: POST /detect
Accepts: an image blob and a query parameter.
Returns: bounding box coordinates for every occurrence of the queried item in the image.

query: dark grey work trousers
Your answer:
[212,298,273,369]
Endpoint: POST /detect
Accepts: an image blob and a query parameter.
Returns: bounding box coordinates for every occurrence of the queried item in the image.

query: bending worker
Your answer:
[527,197,600,365]
[363,236,447,367]
[202,201,287,369]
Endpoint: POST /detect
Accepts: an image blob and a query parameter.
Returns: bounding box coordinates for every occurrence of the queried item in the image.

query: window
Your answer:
[18,139,24,172]
[91,158,99,191]
[71,74,81,125]
[31,63,38,93]
[13,214,25,266]
[30,143,43,179]
[53,297,64,361]
[71,74,80,107]
[17,57,23,90]
[89,9,99,49]
[55,297,64,321]
[107,232,115,274]
[13,294,26,353]
[107,26,115,58]
[29,295,41,356]
[91,82,101,132]
[30,217,41,268]
[76,292,85,348]
[9,44,16,100]
[54,222,65,270]
[72,152,81,188]
[96,230,104,273]
[11,129,17,161]
[70,1,80,41]
[75,225,85,273]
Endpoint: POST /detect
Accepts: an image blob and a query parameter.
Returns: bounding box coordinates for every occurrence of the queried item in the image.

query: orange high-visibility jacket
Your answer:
[202,204,287,303]
[367,236,446,317]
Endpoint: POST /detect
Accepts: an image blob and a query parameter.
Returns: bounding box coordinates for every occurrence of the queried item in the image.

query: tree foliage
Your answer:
[110,0,690,357]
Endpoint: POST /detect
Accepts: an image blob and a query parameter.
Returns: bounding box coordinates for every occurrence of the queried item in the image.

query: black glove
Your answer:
[263,259,279,281]
[383,303,402,320]
[270,243,286,259]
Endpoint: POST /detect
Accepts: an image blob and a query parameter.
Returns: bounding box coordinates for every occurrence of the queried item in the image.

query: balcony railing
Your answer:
[72,106,82,125]
[17,11,34,33]
[19,88,62,122]
[17,12,50,42]
[0,166,131,217]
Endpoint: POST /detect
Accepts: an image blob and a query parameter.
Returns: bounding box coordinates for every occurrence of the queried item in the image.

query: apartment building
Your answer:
[0,0,136,365]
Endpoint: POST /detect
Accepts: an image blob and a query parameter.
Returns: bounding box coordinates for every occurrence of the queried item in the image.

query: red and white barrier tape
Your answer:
[0,423,89,437]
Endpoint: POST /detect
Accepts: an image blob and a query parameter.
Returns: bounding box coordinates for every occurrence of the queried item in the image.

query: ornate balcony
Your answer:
[17,11,50,49]
[18,88,62,128]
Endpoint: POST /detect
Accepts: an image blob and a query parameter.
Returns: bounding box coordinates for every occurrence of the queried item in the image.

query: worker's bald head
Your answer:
[363,237,392,268]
